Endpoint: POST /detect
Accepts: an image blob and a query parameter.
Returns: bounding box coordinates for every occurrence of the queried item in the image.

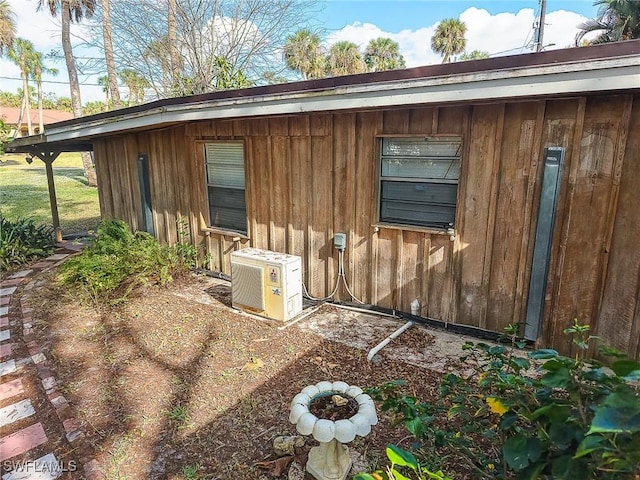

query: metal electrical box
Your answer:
[230,248,303,322]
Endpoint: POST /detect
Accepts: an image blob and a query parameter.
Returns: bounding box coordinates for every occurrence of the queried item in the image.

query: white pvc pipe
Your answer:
[367,321,414,361]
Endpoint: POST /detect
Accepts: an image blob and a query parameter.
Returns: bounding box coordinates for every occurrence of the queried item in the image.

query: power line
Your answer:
[0,76,103,87]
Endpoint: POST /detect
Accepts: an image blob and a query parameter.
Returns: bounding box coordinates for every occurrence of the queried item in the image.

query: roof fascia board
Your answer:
[44,56,639,142]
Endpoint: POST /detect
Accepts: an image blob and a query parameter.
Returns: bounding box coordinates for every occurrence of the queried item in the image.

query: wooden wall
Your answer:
[92,93,640,358]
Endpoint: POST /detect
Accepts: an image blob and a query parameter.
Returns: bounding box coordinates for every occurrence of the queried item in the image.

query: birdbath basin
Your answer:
[289,381,378,480]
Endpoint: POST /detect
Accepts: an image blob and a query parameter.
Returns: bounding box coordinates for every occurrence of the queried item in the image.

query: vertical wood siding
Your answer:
[93,93,640,358]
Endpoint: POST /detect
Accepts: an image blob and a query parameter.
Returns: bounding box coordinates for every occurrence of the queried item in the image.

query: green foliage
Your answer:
[82,101,107,116]
[0,215,55,271]
[354,445,453,480]
[366,322,640,479]
[57,219,193,304]
[0,118,10,154]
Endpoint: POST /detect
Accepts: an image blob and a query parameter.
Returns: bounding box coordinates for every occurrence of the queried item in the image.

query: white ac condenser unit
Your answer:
[230,248,303,322]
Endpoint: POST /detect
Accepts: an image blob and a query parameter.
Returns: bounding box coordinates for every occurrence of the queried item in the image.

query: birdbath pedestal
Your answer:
[289,381,378,480]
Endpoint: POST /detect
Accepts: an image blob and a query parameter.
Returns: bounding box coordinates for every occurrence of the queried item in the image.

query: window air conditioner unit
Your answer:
[230,248,303,322]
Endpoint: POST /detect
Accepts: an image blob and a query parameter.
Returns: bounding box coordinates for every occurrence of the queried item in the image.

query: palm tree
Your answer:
[283,28,325,80]
[119,69,148,106]
[576,0,640,44]
[38,0,97,186]
[431,18,467,63]
[29,50,59,133]
[100,0,121,108]
[97,75,110,107]
[0,0,16,54]
[326,41,366,77]
[7,38,36,136]
[364,37,406,72]
[459,50,490,61]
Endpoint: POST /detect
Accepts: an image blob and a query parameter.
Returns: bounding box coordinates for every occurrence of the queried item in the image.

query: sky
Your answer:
[0,0,599,105]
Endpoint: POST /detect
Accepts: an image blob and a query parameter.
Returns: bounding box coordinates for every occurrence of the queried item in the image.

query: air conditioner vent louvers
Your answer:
[231,263,265,310]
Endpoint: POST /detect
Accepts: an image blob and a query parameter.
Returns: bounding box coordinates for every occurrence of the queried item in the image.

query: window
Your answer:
[379,137,461,229]
[204,142,247,234]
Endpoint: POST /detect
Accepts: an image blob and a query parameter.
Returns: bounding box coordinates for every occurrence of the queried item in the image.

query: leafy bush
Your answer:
[0,215,55,271]
[366,323,640,480]
[57,219,193,304]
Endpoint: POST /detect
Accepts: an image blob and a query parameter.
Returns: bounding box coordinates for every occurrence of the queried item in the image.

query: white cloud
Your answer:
[326,7,593,67]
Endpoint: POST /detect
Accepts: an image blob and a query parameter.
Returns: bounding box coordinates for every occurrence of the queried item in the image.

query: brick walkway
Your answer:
[0,244,101,479]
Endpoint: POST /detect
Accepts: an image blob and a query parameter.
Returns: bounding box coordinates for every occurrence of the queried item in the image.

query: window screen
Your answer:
[205,143,246,234]
[380,137,461,229]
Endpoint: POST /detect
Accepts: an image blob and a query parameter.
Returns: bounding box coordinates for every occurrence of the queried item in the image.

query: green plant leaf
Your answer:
[588,387,640,434]
[405,417,425,437]
[353,474,377,480]
[386,445,418,470]
[503,435,541,471]
[499,411,519,430]
[512,357,530,370]
[516,462,545,480]
[610,359,640,377]
[574,434,605,458]
[551,455,588,479]
[528,349,558,359]
[539,366,571,388]
[390,468,411,480]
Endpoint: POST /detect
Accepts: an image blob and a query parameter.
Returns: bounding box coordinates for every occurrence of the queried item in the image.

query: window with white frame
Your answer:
[379,137,462,229]
[204,142,247,234]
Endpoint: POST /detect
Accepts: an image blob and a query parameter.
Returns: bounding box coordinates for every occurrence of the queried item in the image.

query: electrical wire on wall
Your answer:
[302,248,364,305]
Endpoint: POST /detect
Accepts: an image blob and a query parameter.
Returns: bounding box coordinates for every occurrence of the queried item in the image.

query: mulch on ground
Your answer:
[25,272,455,479]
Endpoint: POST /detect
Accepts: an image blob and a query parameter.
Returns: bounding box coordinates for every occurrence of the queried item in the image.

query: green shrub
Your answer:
[57,219,193,304]
[0,215,55,271]
[366,323,640,480]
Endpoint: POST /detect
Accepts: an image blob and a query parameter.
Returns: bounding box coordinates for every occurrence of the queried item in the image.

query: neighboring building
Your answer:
[7,40,640,358]
[0,106,73,137]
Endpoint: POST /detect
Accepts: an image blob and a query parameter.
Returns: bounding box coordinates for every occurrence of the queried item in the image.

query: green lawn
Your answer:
[0,152,101,234]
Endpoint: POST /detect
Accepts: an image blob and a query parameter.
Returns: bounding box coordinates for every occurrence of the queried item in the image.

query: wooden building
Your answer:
[8,41,640,358]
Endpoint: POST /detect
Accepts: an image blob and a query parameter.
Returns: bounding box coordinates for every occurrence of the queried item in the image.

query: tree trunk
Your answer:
[37,78,44,133]
[168,0,180,93]
[101,0,121,108]
[21,68,32,135]
[61,0,97,186]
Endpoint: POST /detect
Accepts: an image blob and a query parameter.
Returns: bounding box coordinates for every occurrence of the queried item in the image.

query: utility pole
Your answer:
[534,0,547,52]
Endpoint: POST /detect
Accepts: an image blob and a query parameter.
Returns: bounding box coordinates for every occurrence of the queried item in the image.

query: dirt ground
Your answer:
[27,271,484,479]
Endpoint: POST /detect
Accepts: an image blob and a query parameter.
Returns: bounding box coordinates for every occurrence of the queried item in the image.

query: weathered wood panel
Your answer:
[93,140,114,217]
[596,95,639,357]
[486,102,539,332]
[332,113,356,299]
[547,96,623,355]
[269,136,289,253]
[91,96,640,358]
[309,136,333,296]
[289,137,310,261]
[458,105,502,326]
[248,137,270,250]
[353,111,382,303]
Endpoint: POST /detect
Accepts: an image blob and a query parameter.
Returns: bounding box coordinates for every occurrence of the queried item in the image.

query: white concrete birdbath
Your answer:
[289,381,378,480]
